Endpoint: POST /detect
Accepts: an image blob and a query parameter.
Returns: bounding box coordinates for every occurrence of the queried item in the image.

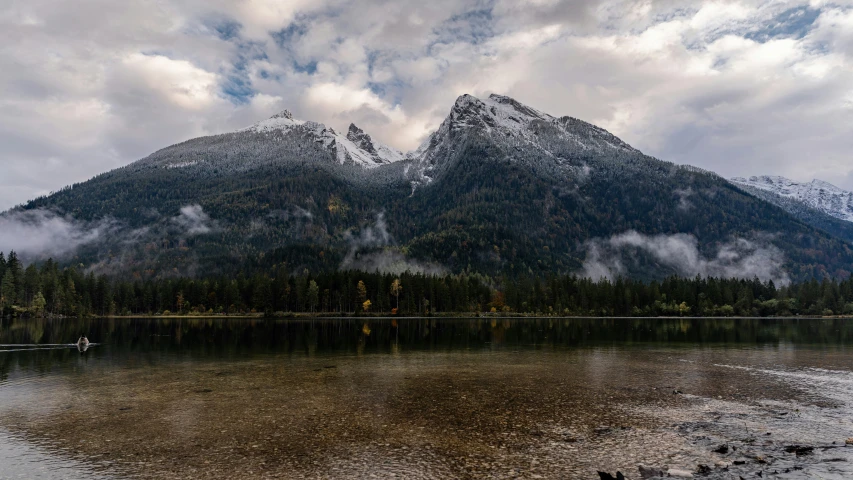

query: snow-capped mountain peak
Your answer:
[151,94,637,175]
[271,109,294,120]
[731,175,853,222]
[242,111,402,168]
[244,109,306,133]
[406,93,639,188]
[444,93,553,134]
[243,109,338,138]
[412,93,636,159]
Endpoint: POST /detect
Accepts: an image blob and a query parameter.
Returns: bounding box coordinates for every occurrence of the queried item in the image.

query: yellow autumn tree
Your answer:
[357,280,367,304]
[390,278,402,311]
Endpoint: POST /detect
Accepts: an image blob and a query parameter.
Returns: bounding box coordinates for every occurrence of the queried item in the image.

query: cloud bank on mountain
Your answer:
[580,230,790,285]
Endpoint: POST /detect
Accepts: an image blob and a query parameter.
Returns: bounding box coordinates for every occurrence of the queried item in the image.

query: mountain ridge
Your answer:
[9,93,853,282]
[731,175,853,223]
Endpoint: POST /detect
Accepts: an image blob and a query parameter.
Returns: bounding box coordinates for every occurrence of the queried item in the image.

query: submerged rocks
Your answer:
[783,445,814,456]
[597,472,625,480]
[637,464,665,479]
[712,444,729,454]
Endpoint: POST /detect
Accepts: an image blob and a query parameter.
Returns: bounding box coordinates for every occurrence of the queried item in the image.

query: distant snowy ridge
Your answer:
[731,175,853,222]
[243,110,403,168]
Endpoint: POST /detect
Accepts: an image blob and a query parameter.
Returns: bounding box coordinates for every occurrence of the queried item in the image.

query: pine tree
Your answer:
[308,280,319,313]
[6,251,22,305]
[1,270,15,310]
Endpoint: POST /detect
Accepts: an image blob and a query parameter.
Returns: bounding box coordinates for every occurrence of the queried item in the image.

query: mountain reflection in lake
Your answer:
[1,317,852,479]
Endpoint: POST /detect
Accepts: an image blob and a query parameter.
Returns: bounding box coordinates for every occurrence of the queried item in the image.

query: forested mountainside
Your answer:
[16,94,853,282]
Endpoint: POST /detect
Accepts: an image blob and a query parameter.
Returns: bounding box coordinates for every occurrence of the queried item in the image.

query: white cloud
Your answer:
[173,204,218,235]
[234,0,326,39]
[301,82,433,144]
[690,1,753,32]
[0,209,116,260]
[120,54,220,110]
[580,230,790,285]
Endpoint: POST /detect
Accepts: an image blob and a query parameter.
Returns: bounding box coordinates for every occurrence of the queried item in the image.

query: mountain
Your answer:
[13,94,853,281]
[731,176,853,222]
[405,94,635,188]
[160,108,404,170]
[730,176,853,243]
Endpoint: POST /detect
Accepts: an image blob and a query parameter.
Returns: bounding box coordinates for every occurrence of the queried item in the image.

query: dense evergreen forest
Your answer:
[2,251,853,318]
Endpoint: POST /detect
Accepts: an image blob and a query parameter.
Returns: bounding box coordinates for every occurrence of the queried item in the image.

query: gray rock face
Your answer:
[346,124,378,155]
[638,465,666,479]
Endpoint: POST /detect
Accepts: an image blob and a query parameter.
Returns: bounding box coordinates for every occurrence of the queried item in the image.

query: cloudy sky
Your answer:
[1,0,852,210]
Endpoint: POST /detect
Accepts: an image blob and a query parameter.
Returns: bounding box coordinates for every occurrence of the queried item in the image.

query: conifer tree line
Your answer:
[2,251,853,317]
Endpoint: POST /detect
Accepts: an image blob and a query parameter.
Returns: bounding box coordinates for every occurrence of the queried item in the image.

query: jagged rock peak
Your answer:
[239,109,404,168]
[243,108,306,134]
[270,109,294,120]
[346,124,378,155]
[347,123,364,135]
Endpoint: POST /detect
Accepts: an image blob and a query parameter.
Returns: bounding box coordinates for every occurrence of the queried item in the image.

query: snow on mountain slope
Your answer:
[345,124,404,165]
[411,94,635,159]
[731,175,853,222]
[243,109,306,133]
[406,93,639,188]
[143,95,633,178]
[243,110,402,168]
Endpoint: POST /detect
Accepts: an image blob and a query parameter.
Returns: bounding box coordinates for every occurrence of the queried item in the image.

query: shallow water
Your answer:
[1,317,852,479]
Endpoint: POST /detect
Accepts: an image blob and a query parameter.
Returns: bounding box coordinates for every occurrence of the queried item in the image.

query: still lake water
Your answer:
[1,316,852,479]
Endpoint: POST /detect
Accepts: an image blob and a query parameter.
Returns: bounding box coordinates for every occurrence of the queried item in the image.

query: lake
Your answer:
[1,317,852,479]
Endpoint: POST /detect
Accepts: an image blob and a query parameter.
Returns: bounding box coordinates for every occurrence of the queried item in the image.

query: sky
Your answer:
[1,0,852,211]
